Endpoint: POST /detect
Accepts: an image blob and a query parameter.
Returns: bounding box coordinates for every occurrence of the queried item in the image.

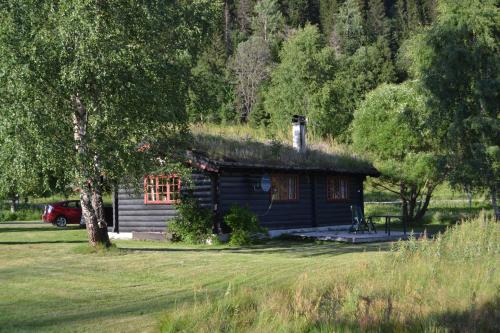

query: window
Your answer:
[271,174,299,201]
[327,176,351,201]
[144,175,181,204]
[66,201,80,208]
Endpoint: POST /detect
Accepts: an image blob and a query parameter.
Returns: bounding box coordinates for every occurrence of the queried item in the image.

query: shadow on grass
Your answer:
[3,284,497,333]
[161,293,500,333]
[0,240,87,245]
[0,226,82,233]
[0,288,200,332]
[433,295,500,333]
[120,240,391,258]
[371,222,450,236]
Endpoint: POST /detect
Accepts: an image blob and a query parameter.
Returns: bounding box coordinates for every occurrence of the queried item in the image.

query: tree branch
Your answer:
[371,180,402,196]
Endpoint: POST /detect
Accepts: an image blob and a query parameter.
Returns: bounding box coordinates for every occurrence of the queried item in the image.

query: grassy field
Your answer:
[162,216,499,332]
[0,221,388,333]
[1,217,498,333]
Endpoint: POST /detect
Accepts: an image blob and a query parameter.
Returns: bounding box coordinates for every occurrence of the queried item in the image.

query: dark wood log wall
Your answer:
[115,172,213,233]
[218,171,312,229]
[217,171,364,230]
[114,170,364,233]
[314,174,364,227]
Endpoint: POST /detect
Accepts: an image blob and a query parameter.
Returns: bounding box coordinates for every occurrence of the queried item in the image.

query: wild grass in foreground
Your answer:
[162,215,500,333]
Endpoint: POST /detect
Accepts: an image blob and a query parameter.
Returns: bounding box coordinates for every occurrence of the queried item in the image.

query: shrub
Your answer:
[0,209,43,222]
[168,198,214,244]
[1,211,18,221]
[224,205,265,246]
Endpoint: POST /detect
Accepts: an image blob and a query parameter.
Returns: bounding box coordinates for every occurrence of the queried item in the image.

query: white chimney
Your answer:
[292,115,306,153]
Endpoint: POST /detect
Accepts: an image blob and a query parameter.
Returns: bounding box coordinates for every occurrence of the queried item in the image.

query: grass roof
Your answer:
[189,124,378,175]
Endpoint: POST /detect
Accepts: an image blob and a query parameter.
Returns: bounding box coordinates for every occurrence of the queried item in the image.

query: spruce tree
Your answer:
[366,0,388,41]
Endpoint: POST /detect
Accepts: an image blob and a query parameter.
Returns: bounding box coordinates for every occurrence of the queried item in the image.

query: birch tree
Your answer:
[232,36,272,122]
[252,0,284,43]
[0,0,219,246]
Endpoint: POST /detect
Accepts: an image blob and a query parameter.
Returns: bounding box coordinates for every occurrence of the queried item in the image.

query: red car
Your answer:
[42,200,84,228]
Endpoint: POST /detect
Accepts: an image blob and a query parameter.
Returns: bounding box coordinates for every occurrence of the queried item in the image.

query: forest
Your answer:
[189,0,435,130]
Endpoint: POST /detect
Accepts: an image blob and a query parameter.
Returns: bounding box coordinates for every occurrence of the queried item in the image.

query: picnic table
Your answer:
[368,215,406,237]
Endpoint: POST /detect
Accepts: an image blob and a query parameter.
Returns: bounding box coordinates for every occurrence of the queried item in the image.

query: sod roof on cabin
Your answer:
[187,126,379,176]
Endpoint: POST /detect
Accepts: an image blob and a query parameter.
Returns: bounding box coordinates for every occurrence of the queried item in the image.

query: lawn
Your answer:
[0,221,388,333]
[1,216,498,333]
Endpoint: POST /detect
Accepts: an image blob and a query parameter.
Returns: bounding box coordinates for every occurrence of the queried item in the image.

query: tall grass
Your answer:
[161,215,499,332]
[365,200,492,226]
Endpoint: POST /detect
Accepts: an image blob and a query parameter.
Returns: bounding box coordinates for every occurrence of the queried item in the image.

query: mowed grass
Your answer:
[0,221,387,333]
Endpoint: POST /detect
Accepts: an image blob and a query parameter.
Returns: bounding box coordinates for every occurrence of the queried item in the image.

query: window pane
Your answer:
[147,177,156,201]
[272,175,298,201]
[144,175,181,204]
[328,176,350,200]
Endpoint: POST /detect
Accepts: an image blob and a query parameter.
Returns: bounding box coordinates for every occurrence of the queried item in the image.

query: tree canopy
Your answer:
[353,82,446,223]
[407,0,500,216]
[1,0,496,228]
[264,25,339,137]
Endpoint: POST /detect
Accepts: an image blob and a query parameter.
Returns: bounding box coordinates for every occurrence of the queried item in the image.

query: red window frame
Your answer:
[271,174,299,202]
[326,176,351,201]
[144,175,181,204]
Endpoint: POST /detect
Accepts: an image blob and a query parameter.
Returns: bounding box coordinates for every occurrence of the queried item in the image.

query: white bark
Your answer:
[72,94,110,247]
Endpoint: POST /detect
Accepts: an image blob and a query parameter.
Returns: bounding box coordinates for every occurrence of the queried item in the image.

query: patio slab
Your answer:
[288,230,423,243]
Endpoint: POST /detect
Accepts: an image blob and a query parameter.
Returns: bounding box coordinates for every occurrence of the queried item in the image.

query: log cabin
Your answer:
[111,116,379,236]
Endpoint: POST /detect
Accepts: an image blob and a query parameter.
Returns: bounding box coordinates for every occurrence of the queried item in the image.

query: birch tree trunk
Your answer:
[10,196,16,213]
[80,182,103,246]
[91,174,111,246]
[72,94,111,247]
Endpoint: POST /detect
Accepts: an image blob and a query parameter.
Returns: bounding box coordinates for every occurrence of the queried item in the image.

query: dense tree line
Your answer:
[189,0,437,136]
[189,0,498,222]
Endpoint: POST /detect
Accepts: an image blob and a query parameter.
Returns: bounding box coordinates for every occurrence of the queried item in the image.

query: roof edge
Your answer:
[186,150,380,177]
